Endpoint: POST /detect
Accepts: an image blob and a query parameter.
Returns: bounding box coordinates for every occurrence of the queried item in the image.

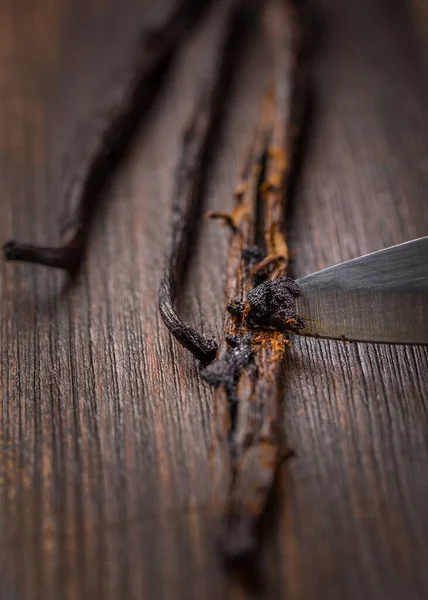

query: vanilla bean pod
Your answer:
[158,0,250,364]
[3,0,212,276]
[203,0,307,563]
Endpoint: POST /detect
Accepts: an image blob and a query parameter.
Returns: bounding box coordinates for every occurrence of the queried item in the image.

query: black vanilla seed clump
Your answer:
[246,276,305,332]
[227,276,305,333]
[241,245,266,271]
[201,334,253,404]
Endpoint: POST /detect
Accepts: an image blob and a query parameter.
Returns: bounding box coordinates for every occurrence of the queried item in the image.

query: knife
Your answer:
[294,236,428,345]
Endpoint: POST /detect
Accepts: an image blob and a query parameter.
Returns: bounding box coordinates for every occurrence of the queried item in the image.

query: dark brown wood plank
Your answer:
[279,1,428,598]
[0,0,427,599]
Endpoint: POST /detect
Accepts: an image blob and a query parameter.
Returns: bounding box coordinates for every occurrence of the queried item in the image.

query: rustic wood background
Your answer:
[1,0,427,598]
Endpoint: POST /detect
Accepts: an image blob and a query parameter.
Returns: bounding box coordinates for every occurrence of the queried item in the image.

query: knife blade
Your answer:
[294,236,428,345]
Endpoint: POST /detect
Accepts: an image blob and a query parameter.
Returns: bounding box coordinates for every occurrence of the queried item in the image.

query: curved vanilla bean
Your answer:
[158,0,251,364]
[3,0,213,276]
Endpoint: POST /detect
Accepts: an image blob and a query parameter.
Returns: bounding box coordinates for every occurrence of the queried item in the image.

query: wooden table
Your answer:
[0,0,427,598]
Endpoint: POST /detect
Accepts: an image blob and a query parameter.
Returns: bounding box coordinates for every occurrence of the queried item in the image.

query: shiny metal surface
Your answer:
[295,237,428,345]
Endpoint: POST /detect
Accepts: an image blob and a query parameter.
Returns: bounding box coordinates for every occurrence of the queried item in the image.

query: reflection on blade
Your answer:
[294,237,428,345]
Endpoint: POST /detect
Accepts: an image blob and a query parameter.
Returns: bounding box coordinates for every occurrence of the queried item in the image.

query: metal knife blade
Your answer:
[294,236,428,345]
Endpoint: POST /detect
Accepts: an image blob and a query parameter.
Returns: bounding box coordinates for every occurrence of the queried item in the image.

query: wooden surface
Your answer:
[1,0,428,598]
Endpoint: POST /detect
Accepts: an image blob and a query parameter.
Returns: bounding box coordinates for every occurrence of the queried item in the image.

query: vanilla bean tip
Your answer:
[3,240,81,273]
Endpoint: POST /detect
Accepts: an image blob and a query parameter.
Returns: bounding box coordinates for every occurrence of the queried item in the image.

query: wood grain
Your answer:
[0,0,427,599]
